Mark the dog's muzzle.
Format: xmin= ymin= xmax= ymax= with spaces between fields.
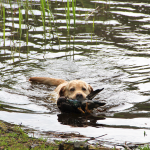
xmin=76 ymin=93 xmax=84 ymax=101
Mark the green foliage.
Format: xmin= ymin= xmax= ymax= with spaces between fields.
xmin=3 ymin=6 xmax=5 ymax=46
xmin=46 ymin=0 xmax=54 ymax=31
xmin=40 ymin=0 xmax=46 ymax=31
xmin=66 ymin=0 xmax=70 ymax=35
xmin=139 ymin=145 xmax=150 ymax=150
xmin=0 ymin=121 xmax=58 ymax=150
xmin=19 ymin=7 xmax=23 ymax=40
xmin=72 ymin=0 xmax=76 ymax=29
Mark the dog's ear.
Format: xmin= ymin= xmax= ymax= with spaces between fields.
xmin=88 ymin=85 xmax=93 ymax=93
xmin=59 ymin=86 xmax=66 ymax=97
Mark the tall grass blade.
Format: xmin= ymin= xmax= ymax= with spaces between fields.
xmin=93 ymin=17 xmax=94 ymax=32
xmin=26 ymin=31 xmax=28 ymax=45
xmin=40 ymin=0 xmax=46 ymax=31
xmin=67 ymin=0 xmax=70 ymax=34
xmin=3 ymin=6 xmax=5 ymax=47
xmin=46 ymin=0 xmax=52 ymax=31
xmin=72 ymin=0 xmax=76 ymax=29
xmin=40 ymin=0 xmax=47 ymax=46
xmin=65 ymin=6 xmax=69 ymax=35
xmin=46 ymin=0 xmax=59 ymax=44
xmin=19 ymin=7 xmax=23 ymax=40
xmin=25 ymin=0 xmax=29 ymax=22
xmin=26 ymin=30 xmax=29 ymax=55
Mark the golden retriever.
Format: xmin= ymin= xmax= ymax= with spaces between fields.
xmin=29 ymin=77 xmax=93 ymax=101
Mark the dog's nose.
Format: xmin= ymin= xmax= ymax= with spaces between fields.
xmin=76 ymin=93 xmax=83 ymax=100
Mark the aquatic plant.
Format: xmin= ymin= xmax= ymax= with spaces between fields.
xmin=46 ymin=0 xmax=54 ymax=31
xmin=65 ymin=0 xmax=76 ymax=35
xmin=72 ymin=0 xmax=76 ymax=29
xmin=40 ymin=0 xmax=46 ymax=32
xmin=66 ymin=0 xmax=70 ymax=35
xmin=139 ymin=145 xmax=150 ymax=150
xmin=40 ymin=0 xmax=57 ymax=43
xmin=19 ymin=7 xmax=23 ymax=40
xmin=3 ymin=6 xmax=5 ymax=47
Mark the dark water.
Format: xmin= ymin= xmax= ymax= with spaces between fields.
xmin=1 ymin=0 xmax=150 ymax=147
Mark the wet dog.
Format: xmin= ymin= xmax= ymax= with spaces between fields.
xmin=29 ymin=77 xmax=93 ymax=101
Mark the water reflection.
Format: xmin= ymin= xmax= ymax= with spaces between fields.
xmin=57 ymin=113 xmax=105 ymax=127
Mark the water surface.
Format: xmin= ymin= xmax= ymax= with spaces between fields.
xmin=0 ymin=0 xmax=150 ymax=147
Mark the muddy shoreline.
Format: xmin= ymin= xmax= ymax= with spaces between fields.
xmin=1 ymin=121 xmax=149 ymax=150
xmin=0 ymin=121 xmax=113 ymax=149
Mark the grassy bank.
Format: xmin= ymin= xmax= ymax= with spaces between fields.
xmin=1 ymin=121 xmax=150 ymax=150
xmin=0 ymin=121 xmax=58 ymax=150
xmin=0 ymin=121 xmax=113 ymax=150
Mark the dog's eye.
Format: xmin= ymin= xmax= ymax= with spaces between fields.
xmin=82 ymin=87 xmax=86 ymax=91
xmin=70 ymin=88 xmax=75 ymax=92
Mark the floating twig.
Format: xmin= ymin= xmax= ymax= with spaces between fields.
xmin=85 ymin=6 xmax=100 ymax=21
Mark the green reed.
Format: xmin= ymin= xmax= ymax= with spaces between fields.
xmin=46 ymin=0 xmax=56 ymax=40
xmin=22 ymin=0 xmax=35 ymax=25
xmin=24 ymin=0 xmax=29 ymax=23
xmin=72 ymin=0 xmax=76 ymax=29
xmin=39 ymin=0 xmax=60 ymax=47
xmin=0 ymin=5 xmax=2 ymax=16
xmin=3 ymin=6 xmax=5 ymax=46
xmin=19 ymin=7 xmax=23 ymax=40
xmin=40 ymin=0 xmax=46 ymax=31
xmin=24 ymin=0 xmax=29 ymax=46
xmin=66 ymin=0 xmax=70 ymax=35
xmin=93 ymin=17 xmax=95 ymax=31
xmin=40 ymin=0 xmax=51 ymax=48
xmin=65 ymin=0 xmax=76 ymax=34
xmin=46 ymin=0 xmax=53 ymax=31
xmin=7 ymin=0 xmax=15 ymax=57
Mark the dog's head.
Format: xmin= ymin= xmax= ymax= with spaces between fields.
xmin=59 ymin=80 xmax=93 ymax=101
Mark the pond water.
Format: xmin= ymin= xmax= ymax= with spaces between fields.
xmin=1 ymin=0 xmax=150 ymax=148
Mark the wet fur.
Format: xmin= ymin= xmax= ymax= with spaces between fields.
xmin=29 ymin=77 xmax=93 ymax=100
